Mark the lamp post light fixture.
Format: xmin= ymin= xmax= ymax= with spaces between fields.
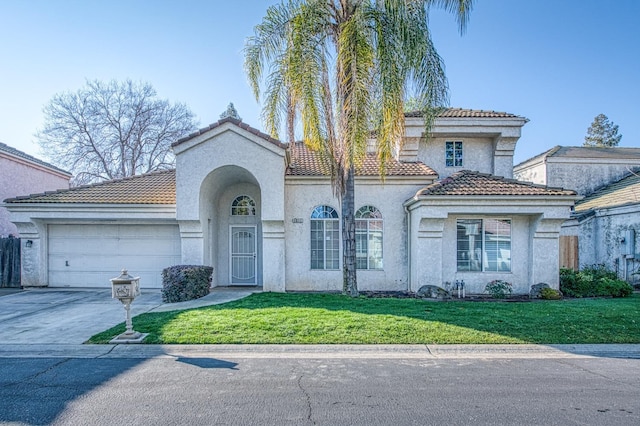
xmin=109 ymin=269 xmax=147 ymax=344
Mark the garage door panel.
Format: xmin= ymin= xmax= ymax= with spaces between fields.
xmin=117 ymin=239 xmax=177 ymax=255
xmin=48 ymin=224 xmax=181 ymax=288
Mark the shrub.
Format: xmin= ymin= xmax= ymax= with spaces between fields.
xmin=484 ymin=280 xmax=512 ymax=299
xmin=540 ymin=287 xmax=562 ymax=300
xmin=596 ymin=277 xmax=633 ymax=298
xmin=162 ymin=265 xmax=213 ymax=303
xmin=560 ymin=264 xmax=633 ymax=298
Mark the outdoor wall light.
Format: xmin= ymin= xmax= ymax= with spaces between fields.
xmin=25 ymin=240 xmax=33 ymax=248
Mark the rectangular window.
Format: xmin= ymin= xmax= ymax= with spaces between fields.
xmin=356 ymin=219 xmax=383 ymax=270
xmin=311 ymin=219 xmax=339 ymax=270
xmin=445 ymin=141 xmax=463 ymax=167
xmin=457 ymin=219 xmax=511 ymax=272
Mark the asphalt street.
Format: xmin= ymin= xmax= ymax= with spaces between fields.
xmin=1 ymin=354 xmax=639 ymax=425
xmin=0 ymin=288 xmax=639 ymax=425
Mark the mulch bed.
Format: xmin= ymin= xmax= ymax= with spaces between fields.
xmin=361 ymin=290 xmax=537 ymax=302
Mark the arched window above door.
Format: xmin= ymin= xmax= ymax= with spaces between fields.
xmin=231 ymin=195 xmax=256 ymax=216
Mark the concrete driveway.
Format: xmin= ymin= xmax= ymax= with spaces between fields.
xmin=0 ymin=287 xmax=254 ymax=344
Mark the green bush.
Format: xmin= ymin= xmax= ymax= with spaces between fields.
xmin=484 ymin=280 xmax=512 ymax=299
xmin=162 ymin=265 xmax=213 ymax=303
xmin=540 ymin=287 xmax=562 ymax=300
xmin=560 ymin=265 xmax=633 ymax=298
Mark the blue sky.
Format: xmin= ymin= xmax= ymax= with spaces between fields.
xmin=1 ymin=0 xmax=638 ymax=166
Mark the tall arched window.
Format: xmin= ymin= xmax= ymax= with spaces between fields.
xmin=310 ymin=205 xmax=339 ymax=270
xmin=355 ymin=205 xmax=383 ymax=270
xmin=231 ymin=195 xmax=256 ymax=216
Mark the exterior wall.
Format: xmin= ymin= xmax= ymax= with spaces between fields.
xmin=284 ymin=177 xmax=432 ymax=292
xmin=546 ymin=162 xmax=638 ymax=196
xmin=563 ymin=204 xmax=640 ymax=282
xmin=403 ymin=115 xmax=525 ymax=179
xmin=173 ymin=124 xmax=286 ymax=291
xmin=513 ymin=161 xmax=546 ymax=185
xmin=440 ymin=215 xmax=531 ymax=294
xmin=418 ymin=137 xmax=495 ymax=179
xmin=406 ymin=198 xmax=574 ymax=294
xmin=0 ymin=155 xmax=70 ymax=237
xmin=515 ymin=157 xmax=640 ymax=196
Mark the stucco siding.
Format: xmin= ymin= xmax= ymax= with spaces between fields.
xmin=175 ymin=128 xmax=285 ymax=222
xmin=0 ymin=156 xmax=70 ymax=236
xmin=546 ymin=162 xmax=637 ymax=196
xmin=513 ymin=162 xmax=546 ymax=185
xmin=441 ymin=215 xmax=531 ymax=294
xmin=568 ymin=205 xmax=640 ymax=282
xmin=418 ymin=137 xmax=496 ymax=179
xmin=284 ymin=179 xmax=427 ymax=292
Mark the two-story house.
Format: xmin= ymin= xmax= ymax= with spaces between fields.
xmin=5 ymin=109 xmax=576 ymax=293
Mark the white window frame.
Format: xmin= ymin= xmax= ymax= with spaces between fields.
xmin=355 ymin=205 xmax=383 ymax=270
xmin=445 ymin=141 xmax=463 ymax=167
xmin=456 ymin=218 xmax=511 ymax=272
xmin=310 ymin=206 xmax=340 ymax=270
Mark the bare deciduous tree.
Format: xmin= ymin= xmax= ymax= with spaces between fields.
xmin=37 ymin=79 xmax=198 ymax=185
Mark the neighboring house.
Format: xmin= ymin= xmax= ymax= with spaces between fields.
xmin=513 ymin=145 xmax=640 ymax=197
xmin=562 ymin=171 xmax=640 ymax=282
xmin=515 ymin=146 xmax=640 ymax=280
xmin=4 ymin=109 xmax=577 ymax=293
xmin=0 ymin=142 xmax=71 ymax=237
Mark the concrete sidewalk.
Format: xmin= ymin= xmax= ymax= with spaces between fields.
xmin=0 ymin=287 xmax=255 ymax=345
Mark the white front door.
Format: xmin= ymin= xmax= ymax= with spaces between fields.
xmin=230 ymin=226 xmax=257 ymax=285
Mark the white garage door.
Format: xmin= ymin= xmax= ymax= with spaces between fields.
xmin=48 ymin=224 xmax=181 ymax=288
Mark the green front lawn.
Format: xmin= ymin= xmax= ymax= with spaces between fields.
xmin=88 ymin=293 xmax=640 ymax=344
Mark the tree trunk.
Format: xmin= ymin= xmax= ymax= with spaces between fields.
xmin=342 ymin=165 xmax=358 ymax=297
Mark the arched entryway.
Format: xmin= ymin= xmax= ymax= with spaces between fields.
xmin=199 ymin=166 xmax=262 ymax=287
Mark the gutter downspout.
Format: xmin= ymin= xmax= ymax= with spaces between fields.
xmin=404 ymin=203 xmax=411 ymax=292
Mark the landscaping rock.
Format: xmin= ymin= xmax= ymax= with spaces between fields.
xmin=529 ymin=283 xmax=550 ymax=299
xmin=417 ymin=285 xmax=451 ymax=300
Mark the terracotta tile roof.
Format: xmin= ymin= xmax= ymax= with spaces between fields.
xmin=172 ymin=117 xmax=288 ymax=149
xmin=4 ymin=169 xmax=176 ymax=204
xmin=0 ymin=141 xmax=71 ymax=176
xmin=515 ymin=145 xmax=640 ymax=169
xmin=575 ymin=171 xmax=640 ymax=213
xmin=416 ymin=170 xmax=576 ymax=197
xmin=286 ymin=143 xmax=437 ymax=177
xmin=405 ymin=108 xmax=525 ymax=119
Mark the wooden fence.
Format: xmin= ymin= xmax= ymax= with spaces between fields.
xmin=0 ymin=237 xmax=20 ymax=288
xmin=559 ymin=235 xmax=579 ymax=271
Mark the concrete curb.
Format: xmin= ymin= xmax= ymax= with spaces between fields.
xmin=1 ymin=344 xmax=639 ymax=359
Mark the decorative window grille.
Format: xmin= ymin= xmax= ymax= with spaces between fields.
xmin=231 ymin=195 xmax=256 ymax=216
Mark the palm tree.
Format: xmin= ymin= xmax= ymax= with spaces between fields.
xmin=245 ymin=0 xmax=473 ymax=296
